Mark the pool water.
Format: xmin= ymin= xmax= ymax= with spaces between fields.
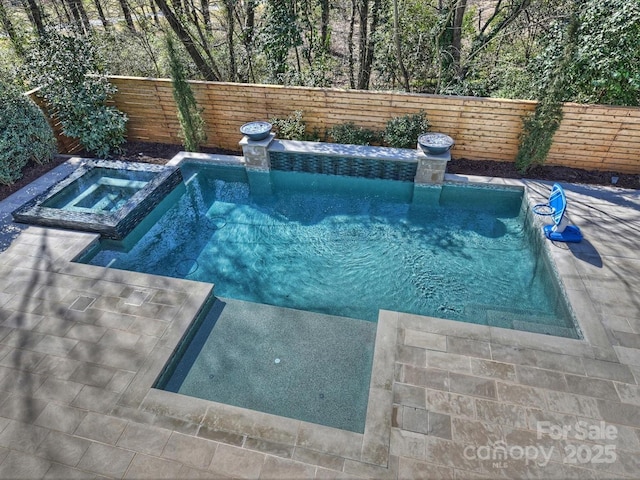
xmin=157 ymin=297 xmax=377 ymax=433
xmin=82 ymin=162 xmax=577 ymax=338
xmin=42 ymin=167 xmax=154 ymax=213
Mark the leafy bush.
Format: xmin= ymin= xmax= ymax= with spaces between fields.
xmin=383 ymin=111 xmax=429 ymax=148
xmin=261 ymin=2 xmax=302 ymax=83
xmin=573 ymin=0 xmax=640 ymax=106
xmin=514 ymin=102 xmax=563 ymax=173
xmin=271 ymin=110 xmax=307 ymax=140
xmin=26 ymin=30 xmax=127 ymax=157
xmin=515 ymin=11 xmax=578 ymax=173
xmin=327 ymin=122 xmax=379 ymax=145
xmin=0 ymin=81 xmax=56 ymax=185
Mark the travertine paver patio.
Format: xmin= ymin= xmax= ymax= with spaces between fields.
xmin=0 ymin=159 xmax=639 ymax=479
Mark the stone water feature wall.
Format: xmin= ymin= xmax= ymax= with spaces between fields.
xmin=240 ymin=135 xmax=450 ymax=186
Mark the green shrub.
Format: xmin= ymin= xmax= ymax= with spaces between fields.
xmin=0 ymin=82 xmax=56 ymax=185
xmin=271 ymin=110 xmax=306 ymax=140
xmin=327 ymin=122 xmax=380 ymax=146
xmin=166 ymin=35 xmax=207 ymax=152
xmin=26 ymin=30 xmax=127 ymax=157
xmin=383 ymin=111 xmax=430 ymax=148
xmin=59 ymin=91 xmax=129 ymax=157
xmin=515 ymin=101 xmax=563 ymax=173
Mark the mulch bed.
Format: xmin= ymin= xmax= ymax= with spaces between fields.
xmin=1 ymin=141 xmax=637 ymax=202
xmin=447 ymin=158 xmax=639 ymax=189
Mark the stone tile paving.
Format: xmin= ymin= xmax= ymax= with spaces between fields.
xmin=0 ymin=160 xmax=638 ymax=478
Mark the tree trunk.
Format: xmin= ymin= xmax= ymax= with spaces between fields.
xmin=357 ymin=0 xmax=382 ymax=90
xmin=241 ymin=0 xmax=257 ymax=82
xmin=348 ymin=0 xmax=356 ymax=88
xmin=392 ymin=0 xmax=410 ymax=91
xmin=0 ymin=1 xmax=24 ymax=56
xmin=319 ymin=0 xmax=330 ymax=51
xmin=22 ymin=0 xmax=46 ymax=37
xmin=244 ymin=0 xmax=256 ymax=45
xmin=186 ymin=0 xmax=199 ymax=28
xmin=201 ymin=0 xmax=211 ymax=33
xmin=223 ymin=0 xmax=236 ymax=81
xmin=76 ymin=0 xmax=91 ymax=32
xmin=63 ymin=0 xmax=82 ymax=31
xmin=298 ymin=0 xmax=314 ymax=65
xmin=92 ymin=0 xmax=109 ymax=29
xmin=65 ymin=0 xmax=91 ymax=34
xmin=451 ymin=0 xmax=467 ymax=75
xmin=117 ymin=0 xmax=136 ymax=32
xmin=50 ymin=0 xmax=71 ymax=26
xmin=154 ymin=0 xmax=219 ymax=80
xmin=149 ymin=0 xmax=159 ymax=25
xmin=356 ymin=0 xmax=368 ymax=89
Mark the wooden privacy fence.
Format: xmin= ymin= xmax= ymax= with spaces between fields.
xmin=57 ymin=76 xmax=640 ymax=174
xmin=26 ymin=88 xmax=81 ymax=155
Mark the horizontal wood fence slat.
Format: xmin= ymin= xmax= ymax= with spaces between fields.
xmin=45 ymin=76 xmax=640 ymax=174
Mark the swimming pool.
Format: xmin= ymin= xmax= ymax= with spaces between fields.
xmin=80 ymin=161 xmax=577 ymax=338
xmin=76 ymin=159 xmax=578 ymax=432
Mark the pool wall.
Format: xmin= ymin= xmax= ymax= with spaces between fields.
xmin=520 ymin=191 xmax=582 ymax=338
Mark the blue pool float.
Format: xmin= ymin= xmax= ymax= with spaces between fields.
xmin=533 ymin=183 xmax=583 ymax=243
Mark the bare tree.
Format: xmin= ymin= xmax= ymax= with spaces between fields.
xmin=154 ymin=0 xmax=221 ymax=80
xmin=436 ymin=0 xmax=532 ymax=89
xmin=356 ymin=0 xmax=383 ymax=89
xmin=392 ymin=0 xmax=410 ymax=91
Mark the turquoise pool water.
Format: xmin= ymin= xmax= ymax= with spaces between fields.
xmin=82 ymin=162 xmax=576 ymax=337
xmin=42 ymin=167 xmax=154 ymax=213
xmin=79 ymin=161 xmax=578 ymax=432
xmin=157 ymin=297 xmax=377 ymax=433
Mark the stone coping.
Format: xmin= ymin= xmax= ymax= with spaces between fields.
xmin=268 ymin=139 xmax=446 ymax=163
xmin=125 ymin=306 xmax=398 ymax=468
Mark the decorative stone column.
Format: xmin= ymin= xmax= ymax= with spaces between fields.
xmin=239 ymin=133 xmax=276 ymax=171
xmin=414 ymin=150 xmax=450 ymax=185
xmin=239 ymin=133 xmax=276 ymax=195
